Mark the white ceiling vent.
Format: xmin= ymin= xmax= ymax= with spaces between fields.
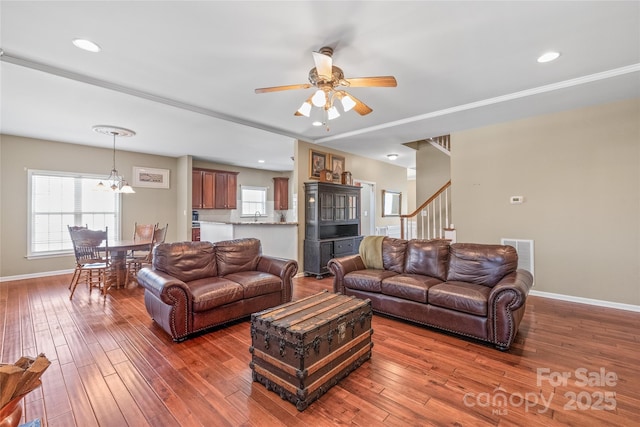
xmin=501 ymin=238 xmax=534 ymax=281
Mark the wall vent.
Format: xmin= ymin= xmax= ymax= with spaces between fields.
xmin=375 ymin=226 xmax=388 ymax=236
xmin=501 ymin=238 xmax=535 ymax=282
xmin=375 ymin=225 xmax=401 ymax=239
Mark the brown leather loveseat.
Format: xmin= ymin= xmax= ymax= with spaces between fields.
xmin=328 ymin=238 xmax=533 ymax=350
xmin=137 ymin=238 xmax=298 ymax=341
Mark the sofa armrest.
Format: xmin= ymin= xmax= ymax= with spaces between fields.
xmin=137 ymin=267 xmax=192 ymax=306
xmin=488 ymin=269 xmax=534 ymax=310
xmin=487 ymin=269 xmax=534 ymax=349
xmin=256 ymin=256 xmax=298 ymax=303
xmin=328 ymin=255 xmax=366 ymax=294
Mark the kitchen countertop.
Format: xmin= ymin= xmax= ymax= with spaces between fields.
xmin=198 ymin=220 xmax=298 ymax=260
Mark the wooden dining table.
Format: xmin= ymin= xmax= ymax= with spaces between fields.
xmin=103 ymin=239 xmax=152 ymax=294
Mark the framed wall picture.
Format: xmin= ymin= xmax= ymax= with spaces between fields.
xmin=309 ymin=150 xmax=328 ymax=179
xmin=132 ymin=166 xmax=170 ymax=189
xmin=382 ymin=190 xmax=402 ymax=216
xmin=330 ymin=155 xmax=345 ymax=182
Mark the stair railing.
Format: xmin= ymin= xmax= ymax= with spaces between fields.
xmin=427 ymin=135 xmax=451 ymax=155
xmin=400 ymin=180 xmax=452 ymax=240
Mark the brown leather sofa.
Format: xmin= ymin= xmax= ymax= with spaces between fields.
xmin=137 ymin=238 xmax=298 ymax=341
xmin=328 ymin=238 xmax=533 ymax=350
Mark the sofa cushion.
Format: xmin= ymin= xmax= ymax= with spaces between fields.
xmin=428 ymin=281 xmax=491 ymax=316
xmin=215 ymin=238 xmax=261 ymax=276
xmin=153 ymin=241 xmax=217 ymax=282
xmin=382 ymin=238 xmax=408 ymax=274
xmin=381 ymin=274 xmax=443 ymax=303
xmin=447 ymin=243 xmax=518 ymax=287
xmin=344 ymin=269 xmax=398 ymax=293
xmin=186 ymin=277 xmax=244 ymax=312
xmin=404 ymin=239 xmax=450 ymax=281
xmin=224 ymin=271 xmax=282 ymax=299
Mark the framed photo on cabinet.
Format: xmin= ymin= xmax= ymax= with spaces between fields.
xmin=309 ymin=150 xmax=328 ymax=179
xmin=330 ymin=155 xmax=345 ymax=182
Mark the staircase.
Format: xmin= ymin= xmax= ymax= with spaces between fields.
xmin=400 ymin=180 xmax=453 ymax=240
xmin=400 ymin=134 xmax=453 ymax=240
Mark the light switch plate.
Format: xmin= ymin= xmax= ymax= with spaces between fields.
xmin=510 ymin=196 xmax=524 ymax=204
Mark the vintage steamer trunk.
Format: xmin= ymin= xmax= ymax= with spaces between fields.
xmin=249 ymin=291 xmax=373 ymax=411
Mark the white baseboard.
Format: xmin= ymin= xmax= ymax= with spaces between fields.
xmin=530 ymin=290 xmax=640 ymax=312
xmin=0 ymin=269 xmax=73 ymax=283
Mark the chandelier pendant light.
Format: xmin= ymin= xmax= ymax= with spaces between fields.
xmin=92 ymin=125 xmax=136 ymax=193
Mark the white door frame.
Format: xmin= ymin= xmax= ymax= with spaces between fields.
xmin=354 ymin=179 xmax=376 ymax=236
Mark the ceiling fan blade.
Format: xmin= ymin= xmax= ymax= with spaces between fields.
xmin=345 ymin=93 xmax=373 ymax=115
xmin=344 ymin=76 xmax=397 ymax=88
xmin=255 ymin=83 xmax=312 ymax=94
xmin=312 ymin=51 xmax=333 ymax=80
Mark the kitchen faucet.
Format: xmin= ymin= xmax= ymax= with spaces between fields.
xmin=254 ymin=211 xmax=261 ymax=222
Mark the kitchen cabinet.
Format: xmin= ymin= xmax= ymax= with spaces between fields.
xmin=192 ymin=169 xmax=215 ymax=209
xmin=192 ymin=227 xmax=200 ymax=241
xmin=214 ymin=171 xmax=237 ymax=209
xmin=192 ymin=168 xmax=238 ymax=209
xmin=273 ymin=177 xmax=289 ymax=211
xmin=192 ymin=170 xmax=203 ymax=208
xmin=303 ymin=181 xmax=362 ymax=278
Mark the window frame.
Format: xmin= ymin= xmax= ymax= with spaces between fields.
xmin=240 ymin=185 xmax=267 ymax=218
xmin=27 ymin=169 xmax=122 ymax=259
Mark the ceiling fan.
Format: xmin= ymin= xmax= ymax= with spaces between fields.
xmin=255 ymin=47 xmax=397 ymax=127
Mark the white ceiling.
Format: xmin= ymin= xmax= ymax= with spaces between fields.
xmin=2 ymin=1 xmax=639 ymax=172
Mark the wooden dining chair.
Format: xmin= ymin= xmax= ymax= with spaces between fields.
xmin=68 ymin=226 xmax=109 ymax=300
xmin=126 ymin=222 xmax=156 ymax=259
xmin=67 ymin=224 xmax=88 ymax=289
xmin=132 ymin=222 xmax=156 ymax=242
xmin=126 ymin=223 xmax=164 ymax=282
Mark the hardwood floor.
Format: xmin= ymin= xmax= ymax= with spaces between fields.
xmin=1 ymin=274 xmax=639 ymax=426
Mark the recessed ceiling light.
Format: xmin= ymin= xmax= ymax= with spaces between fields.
xmin=73 ymin=38 xmax=101 ymax=53
xmin=537 ymin=51 xmax=560 ymax=63
xmin=311 ymin=121 xmax=323 ymax=127
xmin=387 ymin=154 xmax=399 ymax=160
xmin=258 ymin=159 xmax=265 ymax=163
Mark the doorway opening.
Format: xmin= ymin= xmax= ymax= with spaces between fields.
xmin=354 ymin=180 xmax=375 ymax=236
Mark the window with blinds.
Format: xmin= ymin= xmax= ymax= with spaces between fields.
xmin=28 ymin=170 xmax=121 ymax=258
xmin=241 ymin=185 xmax=267 ymax=217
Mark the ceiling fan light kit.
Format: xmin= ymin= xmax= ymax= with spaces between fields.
xmin=297 ymin=101 xmax=312 ymax=117
xmin=327 ymin=106 xmax=340 ymax=120
xmin=311 ymin=89 xmax=327 ymax=107
xmin=255 ymin=46 xmax=397 ymax=130
xmin=337 ymin=92 xmax=357 ymax=112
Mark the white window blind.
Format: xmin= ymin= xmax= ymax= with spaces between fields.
xmin=241 ymin=186 xmax=267 ymax=216
xmin=28 ymin=170 xmax=121 ymax=258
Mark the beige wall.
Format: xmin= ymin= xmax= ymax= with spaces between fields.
xmin=415 ymin=140 xmax=451 ymax=207
xmin=406 ymin=178 xmax=416 ymax=214
xmin=452 ymin=98 xmax=640 ymax=305
xmin=0 ymin=135 xmax=178 ymax=278
xmin=294 ymin=140 xmax=410 ymax=270
xmin=176 ymin=155 xmax=193 ymax=241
